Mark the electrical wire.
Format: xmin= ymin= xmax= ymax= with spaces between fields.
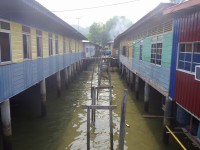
xmin=52 ymin=0 xmax=140 ymax=12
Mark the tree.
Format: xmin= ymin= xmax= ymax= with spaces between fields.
xmin=88 ymin=16 xmax=132 ymax=47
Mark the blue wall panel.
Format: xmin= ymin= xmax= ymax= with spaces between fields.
xmin=0 ymin=65 xmax=13 ymax=101
xmin=0 ymin=52 xmax=83 ymax=103
xmin=12 ymin=63 xmax=25 ymax=95
xmin=132 ymin=58 xmax=170 ymax=91
xmin=169 ymin=19 xmax=179 ymax=99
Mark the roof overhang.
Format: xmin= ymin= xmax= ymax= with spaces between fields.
xmin=0 ymin=0 xmax=87 ymax=40
xmin=164 ymin=0 xmax=200 ymax=15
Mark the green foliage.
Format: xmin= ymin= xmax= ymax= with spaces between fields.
xmin=87 ymin=16 xmax=132 ymax=47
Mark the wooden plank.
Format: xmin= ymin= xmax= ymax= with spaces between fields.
xmin=181 ymin=128 xmax=200 ymax=149
xmin=82 ymin=105 xmax=117 ymax=110
xmin=95 ymin=86 xmax=113 ymax=90
xmin=143 ymin=115 xmax=164 ymax=119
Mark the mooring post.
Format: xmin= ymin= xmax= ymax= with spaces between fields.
xmin=40 ymin=79 xmax=47 ymax=117
xmin=135 ymin=75 xmax=139 ymax=99
xmin=144 ymin=82 xmax=150 ymax=112
xmin=56 ymin=71 xmax=61 ymax=97
xmin=1 ymin=99 xmax=12 ymax=150
xmin=87 ymin=108 xmax=90 ymax=150
xmin=118 ymin=89 xmax=128 ymax=150
xmin=64 ymin=67 xmax=68 ymax=88
xmin=163 ymin=96 xmax=172 ymax=145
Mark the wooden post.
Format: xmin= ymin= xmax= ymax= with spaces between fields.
xmin=68 ymin=66 xmax=71 ymax=84
xmin=91 ymin=87 xmax=96 ymax=123
xmin=56 ymin=71 xmax=61 ymax=97
xmin=130 ymin=72 xmax=133 ymax=89
xmin=1 ymin=100 xmax=12 ymax=150
xmin=83 ymin=105 xmax=117 ymax=150
xmin=109 ymin=109 xmax=113 ymax=150
xmin=87 ymin=108 xmax=90 ymax=150
xmin=118 ymin=89 xmax=128 ymax=150
xmin=135 ymin=75 xmax=139 ymax=100
xmin=40 ymin=79 xmax=47 ymax=117
xmin=64 ymin=67 xmax=68 ymax=88
xmin=144 ymin=82 xmax=150 ymax=112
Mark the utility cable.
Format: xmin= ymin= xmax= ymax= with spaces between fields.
xmin=52 ymin=0 xmax=140 ymax=12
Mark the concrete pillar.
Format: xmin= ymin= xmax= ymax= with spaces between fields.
xmin=40 ymin=79 xmax=47 ymax=117
xmin=144 ymin=82 xmax=150 ymax=112
xmin=197 ymin=123 xmax=200 ymax=140
xmin=1 ymin=100 xmax=12 ymax=150
xmin=163 ymin=97 xmax=172 ymax=145
xmin=56 ymin=71 xmax=61 ymax=97
xmin=135 ymin=75 xmax=139 ymax=99
xmin=164 ymin=97 xmax=172 ymax=126
xmin=64 ymin=68 xmax=68 ymax=88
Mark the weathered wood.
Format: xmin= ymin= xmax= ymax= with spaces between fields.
xmin=143 ymin=115 xmax=163 ymax=119
xmin=118 ymin=89 xmax=128 ymax=150
xmin=95 ymin=86 xmax=113 ymax=90
xmin=87 ymin=108 xmax=90 ymax=150
xmin=182 ymin=128 xmax=200 ymax=149
xmin=109 ymin=109 xmax=113 ymax=150
xmin=82 ymin=105 xmax=117 ymax=110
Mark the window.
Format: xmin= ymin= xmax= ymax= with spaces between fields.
xmin=151 ymin=35 xmax=163 ymax=65
xmin=139 ymin=40 xmax=143 ymax=60
xmin=48 ymin=33 xmax=53 ymax=56
xmin=151 ymin=43 xmax=162 ymax=65
xmin=178 ymin=42 xmax=200 ymax=72
xmin=0 ymin=21 xmax=11 ymax=63
xmin=63 ymin=38 xmax=66 ymax=53
xmin=36 ymin=30 xmax=42 ymax=57
xmin=122 ymin=46 xmax=128 ymax=57
xmin=22 ymin=25 xmax=31 ymax=59
xmin=55 ymin=35 xmax=59 ymax=54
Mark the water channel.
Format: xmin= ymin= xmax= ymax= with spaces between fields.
xmin=9 ymin=63 xmax=180 ymax=150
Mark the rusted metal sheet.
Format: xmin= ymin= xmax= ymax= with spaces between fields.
xmin=175 ymin=71 xmax=200 ymax=118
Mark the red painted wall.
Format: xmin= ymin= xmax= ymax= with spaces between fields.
xmin=179 ymin=11 xmax=200 ymax=42
xmin=175 ymin=71 xmax=200 ymax=118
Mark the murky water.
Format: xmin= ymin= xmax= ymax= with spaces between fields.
xmin=10 ymin=64 xmax=180 ymax=150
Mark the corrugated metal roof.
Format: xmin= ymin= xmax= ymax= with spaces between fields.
xmin=164 ymin=0 xmax=200 ymax=15
xmin=114 ymin=3 xmax=174 ymax=43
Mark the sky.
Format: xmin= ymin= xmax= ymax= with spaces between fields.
xmin=36 ymin=0 xmax=170 ymax=28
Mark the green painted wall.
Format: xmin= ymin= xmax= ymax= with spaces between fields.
xmin=132 ymin=31 xmax=173 ymax=68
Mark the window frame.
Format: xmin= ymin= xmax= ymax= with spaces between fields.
xmin=48 ymin=33 xmax=53 ymax=56
xmin=177 ymin=42 xmax=200 ymax=74
xmin=139 ymin=40 xmax=143 ymax=61
xmin=150 ymin=35 xmax=163 ymax=66
xmin=36 ymin=30 xmax=43 ymax=58
xmin=55 ymin=34 xmax=59 ymax=54
xmin=0 ymin=20 xmax=12 ymax=64
xmin=22 ymin=25 xmax=32 ymax=60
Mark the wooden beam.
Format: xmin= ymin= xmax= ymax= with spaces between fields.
xmin=82 ymin=105 xmax=117 ymax=110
